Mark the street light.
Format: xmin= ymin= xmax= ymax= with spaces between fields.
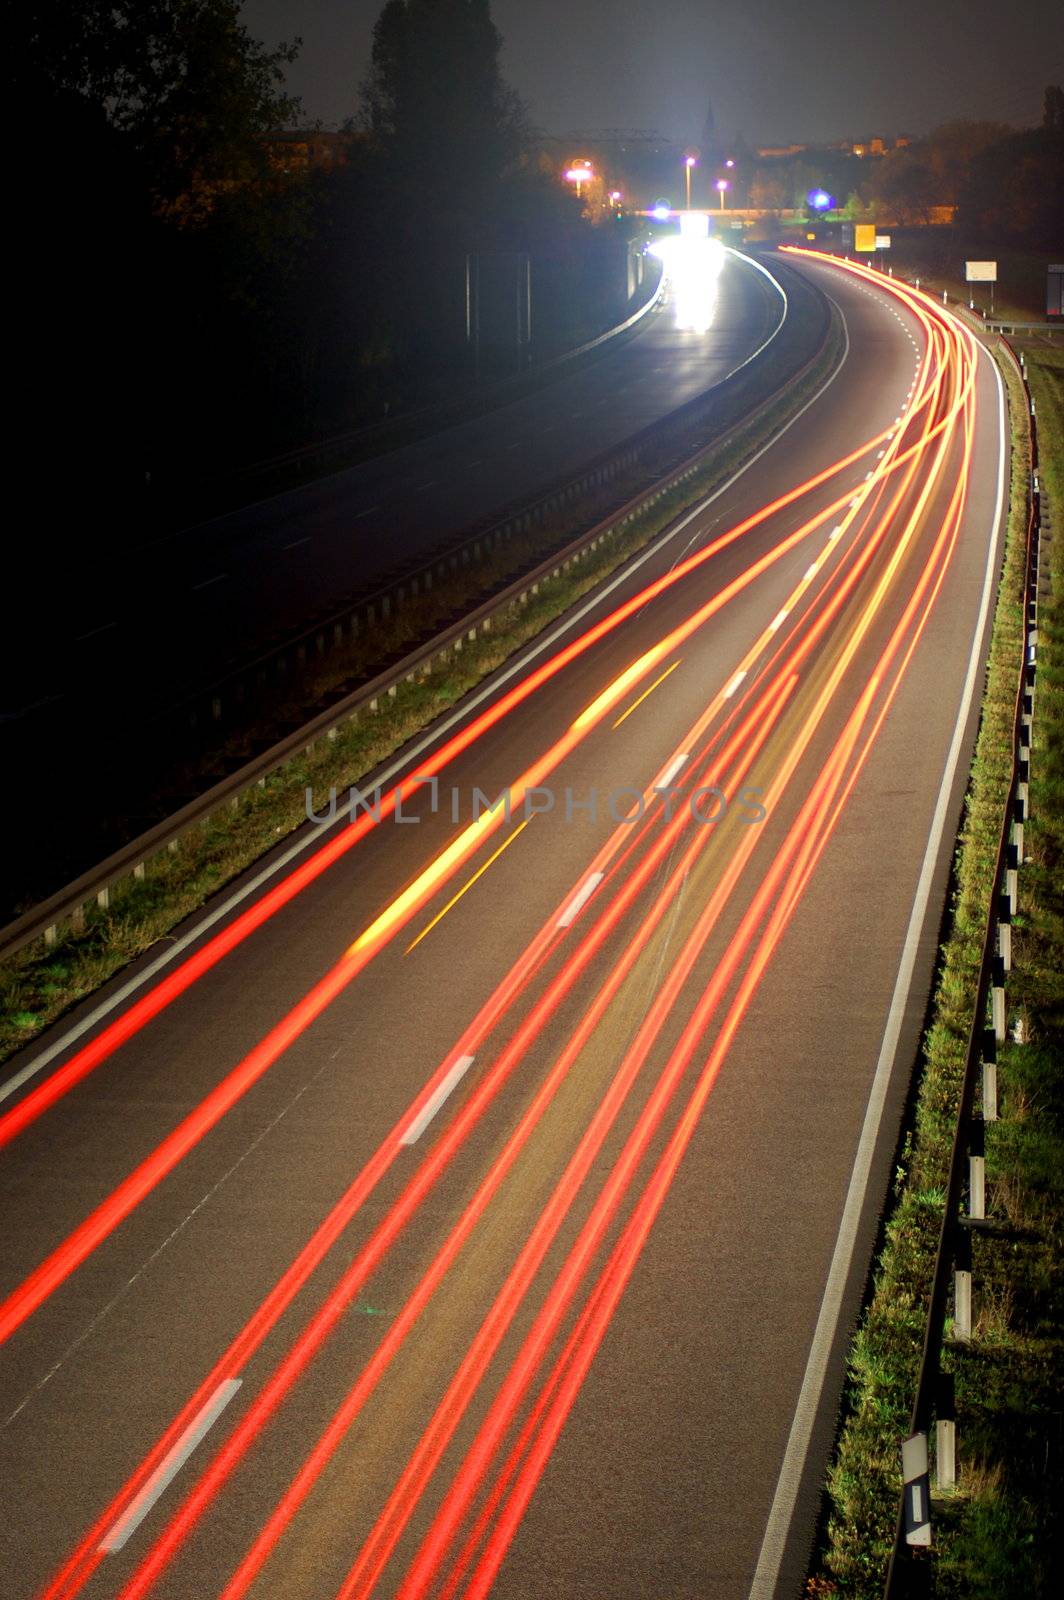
xmin=684 ymin=155 xmax=697 ymax=210
xmin=564 ymin=160 xmax=593 ymax=198
xmin=716 ymin=178 xmax=729 ymax=211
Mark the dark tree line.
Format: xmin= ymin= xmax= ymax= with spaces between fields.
xmin=18 ymin=0 xmax=631 ymax=568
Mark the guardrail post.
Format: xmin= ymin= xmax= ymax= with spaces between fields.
xmin=982 ymin=1028 xmax=998 ymax=1122
xmin=935 ymin=1372 xmax=956 ymax=1490
xmin=1013 ymin=796 xmax=1025 ymax=863
xmin=991 ymin=953 xmax=1007 ymax=1043
xmin=953 ymin=1226 xmax=972 ymax=1342
xmin=968 ymin=1117 xmax=986 ymax=1221
xmin=1005 ymin=841 xmax=1019 ymax=917
xmin=902 ymin=1432 xmax=932 ymax=1546
xmin=997 ymin=892 xmax=1012 ymax=973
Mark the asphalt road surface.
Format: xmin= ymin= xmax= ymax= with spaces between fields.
xmin=0 ymin=250 xmax=1006 ymax=1600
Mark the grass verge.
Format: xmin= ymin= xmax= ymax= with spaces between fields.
xmin=809 ymin=338 xmax=1064 ymax=1593
xmin=0 ymin=303 xmax=843 ymax=1066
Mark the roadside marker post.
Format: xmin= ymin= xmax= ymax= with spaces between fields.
xmin=953 ymin=1226 xmax=972 ymax=1342
xmin=982 ymin=1028 xmax=998 ymax=1122
xmin=935 ymin=1372 xmax=956 ymax=1491
xmin=968 ymin=1118 xmax=986 ymax=1221
xmin=991 ymin=954 xmax=1007 ymax=1042
xmin=997 ymin=892 xmax=1012 ymax=972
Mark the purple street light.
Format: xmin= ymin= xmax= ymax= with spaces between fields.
xmin=715 ymin=177 xmax=730 ymax=211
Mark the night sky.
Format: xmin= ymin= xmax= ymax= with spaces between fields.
xmin=243 ymin=0 xmax=1063 ymax=144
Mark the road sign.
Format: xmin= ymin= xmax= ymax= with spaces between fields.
xmin=874 ymin=234 xmax=891 ymax=249
xmin=854 ymin=224 xmax=877 ymax=252
xmin=965 ymin=260 xmax=997 ymax=281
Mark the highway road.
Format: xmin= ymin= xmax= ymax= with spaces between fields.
xmin=0 ymin=250 xmax=1006 ymax=1600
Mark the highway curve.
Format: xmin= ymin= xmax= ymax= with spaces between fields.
xmin=0 ymin=250 xmax=1007 ymax=1600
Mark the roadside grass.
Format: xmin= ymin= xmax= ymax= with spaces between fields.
xmin=810 ymin=343 xmax=1064 ymax=1593
xmin=0 ymin=308 xmax=843 ymax=1066
xmin=882 ymin=235 xmax=1052 ymax=323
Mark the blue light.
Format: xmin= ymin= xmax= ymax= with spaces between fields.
xmin=808 ymin=189 xmax=833 ymax=211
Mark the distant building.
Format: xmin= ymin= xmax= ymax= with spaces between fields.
xmin=756 ymin=143 xmax=808 ymax=159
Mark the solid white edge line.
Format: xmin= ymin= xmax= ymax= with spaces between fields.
xmin=557 ymin=872 xmax=605 ymax=929
xmin=723 ymin=670 xmax=747 ymax=699
xmin=398 ymin=1054 xmax=476 ymax=1146
xmin=747 ymin=339 xmax=1008 ymax=1599
xmin=1 ymin=260 xmax=852 ymax=1111
xmin=98 ymin=1377 xmax=243 ymax=1553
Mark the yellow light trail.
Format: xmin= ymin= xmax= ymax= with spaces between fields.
xmin=612 ymin=660 xmax=682 ymax=729
xmin=405 ymin=821 xmax=532 ymax=955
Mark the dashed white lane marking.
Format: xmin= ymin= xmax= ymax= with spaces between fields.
xmin=354 ymin=505 xmax=381 ymax=519
xmin=191 ymin=573 xmax=227 ymax=591
xmin=99 ymin=1379 xmax=243 ymax=1552
xmin=802 ymin=563 xmax=819 ymax=581
xmin=75 ymin=621 xmax=118 ymax=643
xmin=768 ymin=608 xmax=790 ymax=632
xmin=557 ymin=871 xmax=605 ymax=928
xmin=829 ymin=525 xmax=843 ymax=541
xmin=399 ymin=1055 xmax=476 ymax=1145
xmin=412 ymin=480 xmax=438 ymax=492
xmin=282 ymin=537 xmax=311 ymax=551
xmin=723 ymin=669 xmax=747 ymax=698
xmin=656 ymin=753 xmax=689 ymax=789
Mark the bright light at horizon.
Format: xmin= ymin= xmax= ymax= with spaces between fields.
xmin=648 ymin=233 xmax=725 ymax=333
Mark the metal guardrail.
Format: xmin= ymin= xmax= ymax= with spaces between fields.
xmin=884 ymin=330 xmax=1042 ymax=1584
xmin=982 ymin=320 xmax=1061 ymax=335
xmin=0 ymin=259 xmax=832 ymax=965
